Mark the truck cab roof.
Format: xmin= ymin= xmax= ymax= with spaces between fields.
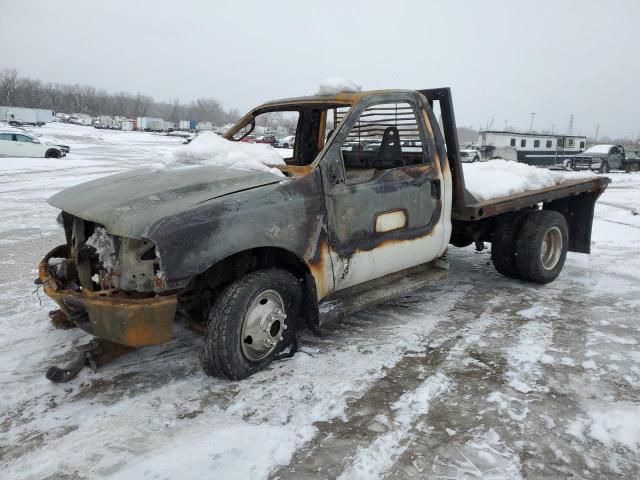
xmin=253 ymin=89 xmax=420 ymax=111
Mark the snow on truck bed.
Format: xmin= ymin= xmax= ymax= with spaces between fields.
xmin=462 ymin=159 xmax=596 ymax=202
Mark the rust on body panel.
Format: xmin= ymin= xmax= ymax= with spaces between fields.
xmin=39 ymin=249 xmax=177 ymax=347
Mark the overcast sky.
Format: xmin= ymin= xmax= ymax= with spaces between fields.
xmin=1 ymin=0 xmax=639 ymax=138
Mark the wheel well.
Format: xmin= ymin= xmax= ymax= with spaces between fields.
xmin=179 ymin=247 xmax=319 ymax=325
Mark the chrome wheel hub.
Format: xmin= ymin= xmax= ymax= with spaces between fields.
xmin=541 ymin=226 xmax=562 ymax=270
xmin=241 ymin=289 xmax=286 ymax=362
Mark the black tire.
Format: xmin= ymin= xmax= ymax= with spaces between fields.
xmin=491 ymin=211 xmax=529 ymax=279
xmin=473 ymin=156 xmax=479 ymax=162
xmin=515 ymin=210 xmax=568 ymax=284
xmin=45 ymin=149 xmax=61 ymax=158
xmin=599 ymin=160 xmax=610 ymax=174
xmin=450 ymin=233 xmax=473 ymax=248
xmin=201 ymin=269 xmax=302 ymax=380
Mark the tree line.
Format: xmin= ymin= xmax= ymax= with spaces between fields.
xmin=0 ymin=68 xmax=241 ymax=125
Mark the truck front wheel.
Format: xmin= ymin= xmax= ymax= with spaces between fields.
xmin=201 ymin=269 xmax=302 ymax=380
xmin=598 ymin=160 xmax=610 ymax=174
xmin=515 ymin=211 xmax=568 ymax=284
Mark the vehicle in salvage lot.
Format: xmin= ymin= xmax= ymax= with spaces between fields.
xmin=460 ymin=147 xmax=481 ymax=162
xmin=569 ymin=144 xmax=640 ymax=173
xmin=253 ymin=134 xmax=277 ymax=145
xmin=37 ymin=87 xmax=609 ymax=382
xmin=277 ymin=135 xmax=295 ymax=148
xmin=0 ymin=126 xmax=68 ymax=158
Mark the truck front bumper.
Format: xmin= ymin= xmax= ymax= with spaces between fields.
xmin=39 ymin=246 xmax=177 ymax=347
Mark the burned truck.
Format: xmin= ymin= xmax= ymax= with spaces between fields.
xmin=38 ymin=88 xmax=609 ymax=381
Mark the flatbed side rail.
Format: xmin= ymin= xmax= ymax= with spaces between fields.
xmin=451 ymin=177 xmax=610 ymax=222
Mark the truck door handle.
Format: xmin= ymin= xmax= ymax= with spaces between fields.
xmin=431 ymin=179 xmax=441 ymax=200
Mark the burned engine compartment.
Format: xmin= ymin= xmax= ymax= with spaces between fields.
xmin=55 ymin=212 xmax=166 ymax=294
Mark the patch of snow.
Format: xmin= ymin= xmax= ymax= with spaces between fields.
xmin=462 ymin=159 xmax=596 ymax=201
xmin=434 ymin=429 xmax=524 ymax=480
xmin=168 ymin=131 xmax=285 ymax=177
xmin=47 ymin=257 xmax=67 ymax=276
xmin=85 ymin=227 xmax=116 ymax=272
xmin=504 ymin=321 xmax=553 ymax=393
xmin=585 ymin=403 xmax=640 ymax=451
xmin=317 ymin=78 xmax=362 ymax=95
xmin=517 ymin=305 xmax=559 ymax=319
xmin=549 ymin=442 xmax=572 ymax=464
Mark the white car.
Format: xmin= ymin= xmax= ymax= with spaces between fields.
xmin=0 ymin=127 xmax=66 ymax=158
xmin=460 ymin=148 xmax=481 ymax=163
xmin=278 ymin=135 xmax=295 ymax=148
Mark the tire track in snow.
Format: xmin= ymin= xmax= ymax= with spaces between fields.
xmin=274 ymin=265 xmax=510 ymax=480
xmin=337 ymin=373 xmax=451 ymax=480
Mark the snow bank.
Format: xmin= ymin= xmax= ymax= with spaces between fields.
xmin=462 ymin=160 xmax=596 ymax=201
xmin=317 ymin=78 xmax=362 ymax=95
xmin=168 ymin=131 xmax=285 ymax=177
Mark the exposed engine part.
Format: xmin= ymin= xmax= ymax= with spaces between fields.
xmin=45 ymin=337 xmax=136 ymax=383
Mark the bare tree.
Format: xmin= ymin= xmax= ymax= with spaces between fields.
xmin=0 ymin=68 xmax=243 ymax=126
xmin=0 ymin=68 xmax=19 ymax=105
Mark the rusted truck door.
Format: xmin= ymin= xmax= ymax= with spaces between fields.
xmin=320 ymin=92 xmax=447 ymax=291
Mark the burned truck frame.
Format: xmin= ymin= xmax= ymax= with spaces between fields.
xmin=38 ymin=88 xmax=609 ymax=381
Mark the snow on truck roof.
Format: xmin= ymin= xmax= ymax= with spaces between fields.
xmin=583 ymin=144 xmax=615 ymax=153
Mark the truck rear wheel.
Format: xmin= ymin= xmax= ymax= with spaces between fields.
xmin=491 ymin=212 xmax=529 ymax=279
xmin=201 ymin=269 xmax=302 ymax=380
xmin=515 ymin=211 xmax=568 ymax=284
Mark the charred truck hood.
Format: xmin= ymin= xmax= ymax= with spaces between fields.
xmin=47 ymin=165 xmax=283 ymax=239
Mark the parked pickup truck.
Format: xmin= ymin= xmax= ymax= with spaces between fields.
xmin=37 ymin=88 xmax=609 ymax=382
xmin=570 ymin=144 xmax=640 ymax=173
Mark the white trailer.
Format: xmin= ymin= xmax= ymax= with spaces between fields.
xmin=197 ymin=121 xmax=213 ymax=131
xmin=479 ymin=130 xmax=587 ymax=166
xmin=121 ymin=120 xmax=134 ymax=131
xmin=137 ymin=117 xmax=166 ymax=132
xmin=0 ymin=106 xmax=54 ymax=126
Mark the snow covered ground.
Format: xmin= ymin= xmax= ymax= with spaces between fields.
xmin=1 ymin=123 xmax=639 ymax=479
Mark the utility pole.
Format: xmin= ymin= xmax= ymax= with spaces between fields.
xmin=530 ymin=112 xmax=536 ymax=132
xmin=594 ymin=122 xmax=600 ymax=143
xmin=567 ymin=114 xmax=574 ymax=135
